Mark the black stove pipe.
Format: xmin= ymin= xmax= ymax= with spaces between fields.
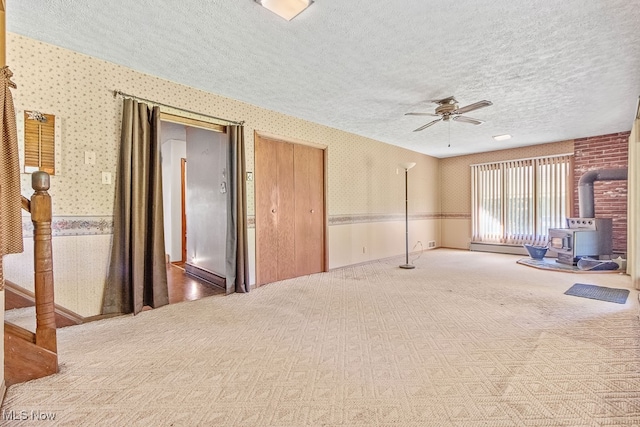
xmin=578 ymin=168 xmax=628 ymax=218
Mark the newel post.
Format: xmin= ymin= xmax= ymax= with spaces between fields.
xmin=31 ymin=171 xmax=57 ymax=353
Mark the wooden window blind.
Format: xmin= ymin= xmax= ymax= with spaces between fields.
xmin=24 ymin=111 xmax=56 ymax=175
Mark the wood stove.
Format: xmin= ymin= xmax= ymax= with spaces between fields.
xmin=548 ymin=218 xmax=612 ymax=265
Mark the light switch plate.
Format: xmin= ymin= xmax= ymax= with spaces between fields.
xmin=101 ymin=172 xmax=111 ymax=185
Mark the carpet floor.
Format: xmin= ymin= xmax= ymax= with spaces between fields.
xmin=2 ymin=249 xmax=640 ymax=426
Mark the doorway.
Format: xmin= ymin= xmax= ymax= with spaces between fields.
xmin=160 ymin=119 xmax=228 ymax=288
xmin=254 ymin=134 xmax=327 ymax=286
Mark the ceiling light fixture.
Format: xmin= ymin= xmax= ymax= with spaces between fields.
xmin=255 ymin=0 xmax=314 ymax=21
xmin=493 ymin=134 xmax=512 ymax=141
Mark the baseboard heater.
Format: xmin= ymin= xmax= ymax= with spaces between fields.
xmin=469 ymin=242 xmax=555 ymax=258
xmin=184 ymin=263 xmax=226 ymax=290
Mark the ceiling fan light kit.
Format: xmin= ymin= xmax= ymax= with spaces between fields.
xmin=255 ymin=0 xmax=313 ymax=21
xmin=405 ymin=96 xmax=493 ymax=132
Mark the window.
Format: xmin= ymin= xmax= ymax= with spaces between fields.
xmin=471 ymin=154 xmax=572 ymax=246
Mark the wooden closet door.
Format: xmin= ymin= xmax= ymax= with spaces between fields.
xmin=294 ymin=144 xmax=325 ymax=276
xmin=255 ymin=136 xmax=278 ymax=284
xmin=275 ymin=141 xmax=296 ymax=281
xmin=255 ymin=136 xmax=296 ymax=285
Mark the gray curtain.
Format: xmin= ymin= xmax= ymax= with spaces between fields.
xmin=103 ymin=99 xmax=169 ymax=314
xmin=225 ymin=125 xmax=249 ymax=293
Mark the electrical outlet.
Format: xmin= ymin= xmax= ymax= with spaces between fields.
xmin=362 ymin=246 xmax=367 ymax=254
xmin=428 ymin=240 xmax=436 ymax=248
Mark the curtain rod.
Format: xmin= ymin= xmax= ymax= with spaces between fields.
xmin=113 ymin=90 xmax=244 ymax=126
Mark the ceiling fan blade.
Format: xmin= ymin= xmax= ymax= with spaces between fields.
xmin=454 ymin=100 xmax=493 ymax=114
xmin=413 ymin=118 xmax=442 ymax=132
xmin=405 ymin=112 xmax=440 ymax=117
xmin=452 ymin=115 xmax=484 ymax=125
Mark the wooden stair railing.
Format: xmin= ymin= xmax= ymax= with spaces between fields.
xmin=4 ymin=171 xmax=58 ymax=386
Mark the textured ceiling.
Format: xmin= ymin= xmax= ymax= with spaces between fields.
xmin=7 ymin=0 xmax=640 ymax=158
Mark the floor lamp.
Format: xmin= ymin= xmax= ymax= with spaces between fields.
xmin=399 ymin=162 xmax=416 ymax=269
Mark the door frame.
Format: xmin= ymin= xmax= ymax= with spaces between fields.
xmin=180 ymin=157 xmax=187 ymax=263
xmin=253 ymin=131 xmax=329 ymax=286
xmin=159 ymin=114 xmax=226 ymax=267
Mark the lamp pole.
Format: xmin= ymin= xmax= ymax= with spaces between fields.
xmin=399 ymin=162 xmax=416 ymax=269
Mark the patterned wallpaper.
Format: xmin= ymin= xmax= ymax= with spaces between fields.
xmin=7 ymin=33 xmax=440 ymax=220
xmin=440 ymin=140 xmax=575 ymax=215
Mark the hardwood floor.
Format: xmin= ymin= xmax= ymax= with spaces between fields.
xmin=166 ymin=263 xmax=225 ymax=304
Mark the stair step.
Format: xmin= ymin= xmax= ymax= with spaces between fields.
xmin=4 ymin=307 xmax=36 ymax=333
xmin=5 ymin=281 xmax=82 ymax=327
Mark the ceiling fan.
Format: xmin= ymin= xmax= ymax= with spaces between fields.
xmin=405 ymin=96 xmax=493 ymax=132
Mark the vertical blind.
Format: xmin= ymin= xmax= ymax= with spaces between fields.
xmin=471 ymin=154 xmax=572 ymax=246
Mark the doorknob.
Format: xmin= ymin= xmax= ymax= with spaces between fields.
xmin=272 ymin=209 xmax=276 ymax=213
xmin=310 ymin=209 xmax=314 ymax=213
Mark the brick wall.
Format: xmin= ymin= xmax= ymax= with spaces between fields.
xmin=573 ymin=132 xmax=629 ymax=253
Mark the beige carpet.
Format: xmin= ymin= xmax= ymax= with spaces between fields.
xmin=3 ymin=249 xmax=640 ymax=426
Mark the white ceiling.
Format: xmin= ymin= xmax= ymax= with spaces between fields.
xmin=7 ymin=0 xmax=640 ymax=158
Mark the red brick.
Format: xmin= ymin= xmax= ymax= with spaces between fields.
xmin=573 ymin=131 xmax=629 ymax=252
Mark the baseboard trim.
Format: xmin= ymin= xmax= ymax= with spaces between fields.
xmin=81 ymin=312 xmax=126 ymax=323
xmin=328 ymin=247 xmax=441 ymax=271
xmin=185 ymin=264 xmax=226 ymax=290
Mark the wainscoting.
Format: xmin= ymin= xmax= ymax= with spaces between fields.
xmin=4 ymin=216 xmax=113 ymax=317
xmin=5 ymin=213 xmax=442 ymax=316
